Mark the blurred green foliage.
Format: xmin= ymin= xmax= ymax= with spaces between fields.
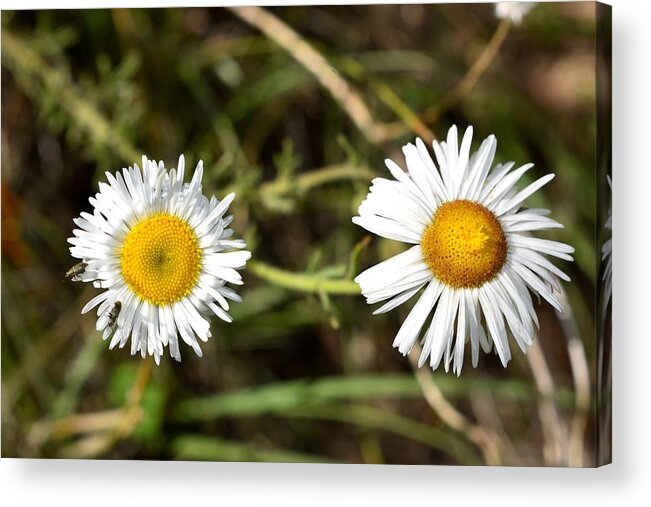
xmin=108 ymin=364 xmax=166 ymax=448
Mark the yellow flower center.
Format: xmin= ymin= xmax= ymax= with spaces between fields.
xmin=120 ymin=214 xmax=201 ymax=305
xmin=421 ymin=200 xmax=507 ymax=288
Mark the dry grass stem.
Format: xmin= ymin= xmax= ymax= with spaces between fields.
xmin=421 ymin=18 xmax=511 ymax=125
xmin=228 ymin=6 xmax=392 ymax=144
xmin=556 ymin=288 xmax=591 ymax=467
xmin=526 ymin=338 xmax=567 ymax=466
xmin=30 ymin=358 xmax=153 ymax=458
xmin=469 ymin=391 xmax=520 ymax=465
xmin=408 ymin=344 xmax=503 ymax=465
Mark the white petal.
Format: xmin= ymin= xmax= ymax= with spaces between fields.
xmin=392 ymin=280 xmax=443 ymax=355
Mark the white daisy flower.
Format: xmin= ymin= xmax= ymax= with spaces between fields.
xmin=68 ymin=155 xmax=251 ymax=364
xmin=601 ymin=176 xmax=612 ymax=315
xmin=495 ymin=2 xmax=534 ymax=25
xmin=353 ymin=126 xmax=574 ymax=375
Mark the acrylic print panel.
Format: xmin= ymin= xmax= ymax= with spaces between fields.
xmin=1 ymin=2 xmax=611 ymax=466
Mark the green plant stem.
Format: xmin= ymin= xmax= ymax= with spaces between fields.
xmin=247 ymin=259 xmax=361 ymax=295
xmin=258 ymin=164 xmax=375 ymax=199
xmin=174 ymin=373 xmax=576 ymax=422
xmin=171 ymin=434 xmax=332 ymax=463
xmin=285 ymin=404 xmax=480 ymax=464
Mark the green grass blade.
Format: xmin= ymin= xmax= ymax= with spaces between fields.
xmin=171 ymin=435 xmax=331 ymax=463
